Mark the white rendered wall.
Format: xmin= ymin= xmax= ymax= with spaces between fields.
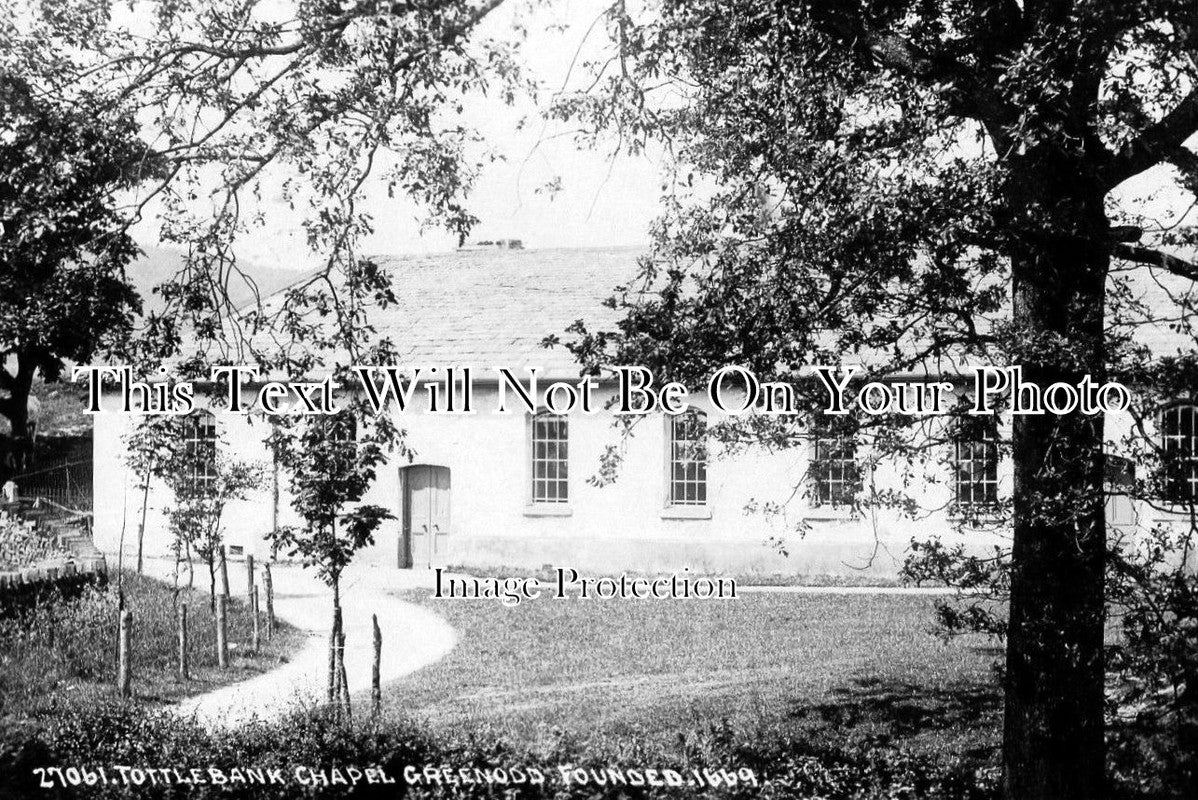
xmin=91 ymin=382 xmax=1191 ymax=578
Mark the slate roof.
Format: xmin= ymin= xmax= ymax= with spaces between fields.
xmin=217 ymin=246 xmax=644 ymax=380
xmin=366 ymin=246 xmax=642 ymax=377
xmin=174 ymin=244 xmax=1193 ymax=381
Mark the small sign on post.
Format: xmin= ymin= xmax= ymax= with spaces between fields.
xmin=218 ymin=546 xmax=230 ymax=598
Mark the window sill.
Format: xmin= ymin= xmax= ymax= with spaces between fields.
xmin=524 ymin=505 xmax=574 ymax=517
xmin=947 ymin=516 xmax=1006 ymax=528
xmin=1151 ymin=508 xmax=1197 ymax=523
xmin=947 ymin=506 xmax=1005 ymax=526
xmin=660 ymin=506 xmax=712 ymax=520
xmin=804 ymin=506 xmax=857 ymax=521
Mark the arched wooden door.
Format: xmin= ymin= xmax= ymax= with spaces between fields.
xmin=401 ymin=465 xmax=451 ymax=568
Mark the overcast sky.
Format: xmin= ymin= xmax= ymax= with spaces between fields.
xmin=135 ymin=0 xmax=661 ymax=271
xmin=133 ymin=0 xmax=1196 ymax=273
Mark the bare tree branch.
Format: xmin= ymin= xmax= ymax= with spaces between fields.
xmin=1167 ymin=144 xmax=1198 ymax=193
xmin=1113 ymin=243 xmax=1198 ymax=280
xmin=1104 ymin=88 xmax=1198 ymax=190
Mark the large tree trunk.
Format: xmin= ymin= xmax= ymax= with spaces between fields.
xmin=1005 ymin=412 xmax=1107 ymax=800
xmin=1002 ymin=167 xmax=1109 ymax=800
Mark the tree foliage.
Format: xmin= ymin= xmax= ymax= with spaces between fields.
xmin=267 ymin=405 xmax=403 ymax=594
xmin=550 ymin=2 xmax=1198 ymax=798
xmin=127 ymin=414 xmax=261 ymax=604
xmin=1 ymin=0 xmax=523 ymax=469
xmin=0 ymin=72 xmax=150 ymax=478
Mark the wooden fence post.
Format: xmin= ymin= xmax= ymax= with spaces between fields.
xmin=263 ymin=564 xmax=275 ymax=640
xmin=327 ymin=608 xmax=339 ymax=703
xmin=215 ymin=594 xmax=228 ymax=668
xmin=218 ymin=546 xmax=230 ymax=598
xmin=117 ymin=609 xmax=132 ymax=699
xmin=178 ymin=604 xmax=189 ymax=680
xmin=252 ymin=586 xmax=260 ymax=654
xmin=339 ymin=627 xmax=352 ymax=723
xmin=372 ymin=614 xmax=381 ymax=717
xmin=245 ymin=554 xmax=255 ymax=605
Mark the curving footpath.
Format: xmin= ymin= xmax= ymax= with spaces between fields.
xmin=144 ymin=559 xmax=456 ymax=728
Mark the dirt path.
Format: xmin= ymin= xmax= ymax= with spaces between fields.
xmin=146 ymin=560 xmax=456 ymax=728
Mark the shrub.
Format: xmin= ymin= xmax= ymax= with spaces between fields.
xmin=0 ymin=582 xmax=118 ymax=708
xmin=0 ymin=570 xmax=297 ymax=716
xmin=0 ymin=704 xmax=1000 ymax=800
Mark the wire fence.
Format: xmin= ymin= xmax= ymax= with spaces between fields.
xmin=12 ymin=458 xmax=92 ymax=513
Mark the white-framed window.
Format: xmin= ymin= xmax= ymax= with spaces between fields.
xmin=811 ymin=428 xmax=859 ymax=507
xmin=181 ymin=411 xmax=217 ymax=496
xmin=954 ymin=422 xmax=1000 ymax=508
xmin=530 ymin=412 xmax=569 ymax=504
xmin=1161 ymin=404 xmax=1198 ymax=504
xmin=667 ymin=410 xmax=708 ymax=506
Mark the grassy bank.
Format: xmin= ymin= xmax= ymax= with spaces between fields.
xmin=0 ymin=583 xmax=1180 ymax=798
xmin=384 ymin=590 xmax=1001 ymax=764
xmin=0 ymin=569 xmax=305 ymax=718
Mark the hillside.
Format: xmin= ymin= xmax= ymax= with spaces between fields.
xmin=128 ymin=246 xmax=306 ymax=314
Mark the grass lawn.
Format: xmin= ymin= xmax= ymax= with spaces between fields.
xmin=383 ymin=590 xmax=1002 ymax=765
xmin=0 ymin=570 xmax=306 ymax=720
